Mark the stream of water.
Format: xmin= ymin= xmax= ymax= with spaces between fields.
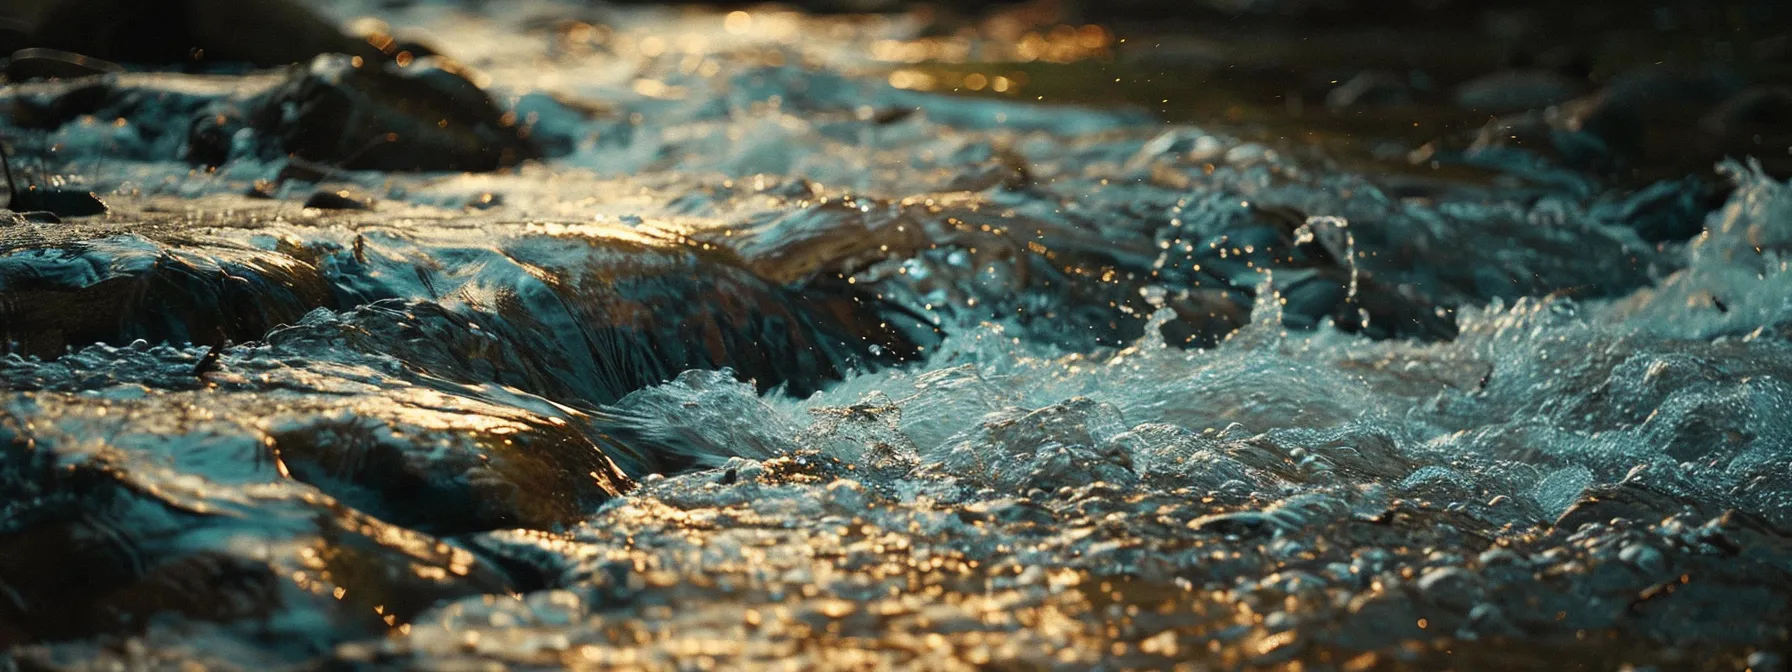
xmin=3 ymin=1 xmax=1791 ymax=669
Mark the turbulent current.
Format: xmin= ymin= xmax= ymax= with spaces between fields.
xmin=2 ymin=1 xmax=1791 ymax=669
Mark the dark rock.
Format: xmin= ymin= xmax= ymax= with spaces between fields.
xmin=2 ymin=185 xmax=108 ymax=218
xmin=191 ymin=344 xmax=222 ymax=375
xmin=303 ymin=188 xmax=373 ymax=211
xmin=0 ymin=233 xmax=335 ymax=357
xmin=1569 ymin=64 xmax=1747 ymax=162
xmin=1 ymin=76 xmax=114 ymax=130
xmin=276 ymin=158 xmax=334 ymax=183
xmin=1279 ymin=274 xmax=1348 ymax=330
xmin=1732 ymin=460 xmax=1792 ymax=530
xmin=1554 ymin=481 xmax=1709 ymax=532
xmin=1 ymin=55 xmax=541 ymax=173
xmin=1329 ymin=274 xmax=1458 ymax=341
xmin=267 ymin=54 xmax=540 ymax=172
xmin=1590 ymin=176 xmax=1729 ymax=243
xmin=184 ymin=110 xmax=237 ymax=168
xmin=0 ymin=413 xmax=517 ymax=649
xmin=265 ymin=393 xmax=634 ymax=533
xmin=1162 ymin=288 xmax=1250 ymax=348
xmin=0 ymin=202 xmax=935 ymax=409
xmin=466 ymin=192 xmax=504 ymax=210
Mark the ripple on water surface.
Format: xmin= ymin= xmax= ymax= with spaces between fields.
xmin=3 ymin=1 xmax=1792 ymax=669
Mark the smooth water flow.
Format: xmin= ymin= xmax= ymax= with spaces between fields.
xmin=2 ymin=0 xmax=1790 ymax=668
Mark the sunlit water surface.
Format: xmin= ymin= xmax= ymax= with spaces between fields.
xmin=4 ymin=1 xmax=1792 ymax=669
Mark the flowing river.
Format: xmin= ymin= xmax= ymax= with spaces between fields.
xmin=3 ymin=1 xmax=1791 ymax=669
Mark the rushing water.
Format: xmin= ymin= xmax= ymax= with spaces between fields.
xmin=3 ymin=1 xmax=1792 ymax=669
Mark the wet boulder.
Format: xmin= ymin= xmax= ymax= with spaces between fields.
xmin=0 ymin=392 xmax=519 ymax=650
xmin=259 ymin=384 xmax=637 ymax=534
xmin=1 ymin=54 xmax=540 ymax=172
xmin=1553 ymin=481 xmax=1710 ymax=532
xmin=1561 ymin=64 xmax=1750 ymax=172
xmin=1589 ymin=176 xmax=1730 ymax=243
xmin=1160 ymin=287 xmax=1252 ymax=348
xmin=0 ymin=232 xmax=333 ymax=357
xmin=316 ymin=224 xmax=933 ymax=404
xmin=1158 ymin=203 xmax=1458 ymax=342
xmin=303 ymin=188 xmax=376 ymax=210
xmin=0 ymin=71 xmax=216 ymax=162
xmin=265 ymin=54 xmax=538 ymax=172
xmin=0 ymin=183 xmax=108 ymax=218
xmin=0 ymin=199 xmax=936 ymax=413
xmin=1 ymin=340 xmax=638 ymax=533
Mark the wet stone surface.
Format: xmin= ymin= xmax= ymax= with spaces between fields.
xmin=3 ymin=0 xmax=1792 ymax=669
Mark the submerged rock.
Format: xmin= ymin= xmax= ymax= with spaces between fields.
xmin=303 ymin=188 xmax=373 ymax=210
xmin=0 ymin=397 xmax=519 ymax=650
xmin=0 ymin=198 xmax=934 ymax=407
xmin=0 ymin=232 xmax=332 ymax=356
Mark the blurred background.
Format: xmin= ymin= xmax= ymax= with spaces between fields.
xmin=5 ymin=0 xmax=1788 ymax=186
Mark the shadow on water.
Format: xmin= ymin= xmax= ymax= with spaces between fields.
xmin=0 ymin=0 xmax=1790 ymax=668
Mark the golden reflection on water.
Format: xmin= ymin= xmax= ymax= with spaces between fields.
xmin=874 ymin=23 xmax=1107 ymax=95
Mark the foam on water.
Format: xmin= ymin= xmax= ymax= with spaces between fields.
xmin=7 ymin=1 xmax=1792 ymax=667
xmin=589 ymin=162 xmax=1792 ymax=532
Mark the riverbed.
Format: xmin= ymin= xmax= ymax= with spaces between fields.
xmin=3 ymin=1 xmax=1791 ymax=669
